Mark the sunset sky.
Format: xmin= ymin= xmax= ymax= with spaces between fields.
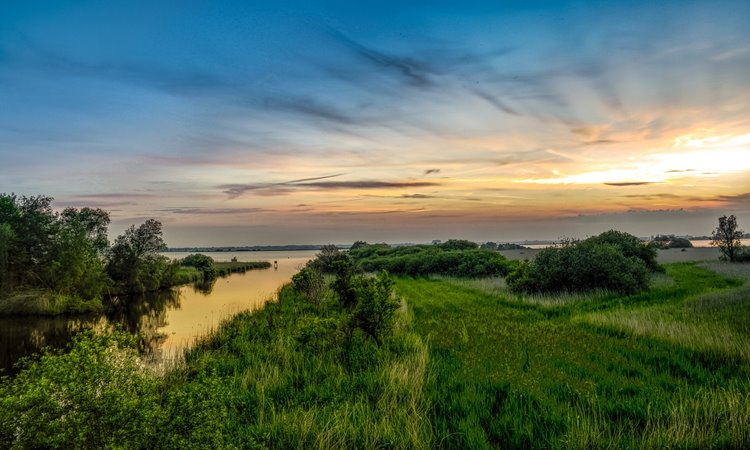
xmin=1 ymin=0 xmax=749 ymax=245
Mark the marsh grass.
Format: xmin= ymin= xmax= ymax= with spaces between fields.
xmin=582 ymin=263 xmax=750 ymax=363
xmin=397 ymin=262 xmax=750 ymax=448
xmin=0 ymin=289 xmax=104 ymax=315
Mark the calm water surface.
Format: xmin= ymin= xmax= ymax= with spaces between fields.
xmin=0 ymin=250 xmax=316 ymax=375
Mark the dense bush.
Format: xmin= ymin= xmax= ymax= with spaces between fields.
xmin=181 ymin=253 xmax=217 ymax=279
xmin=350 ymin=243 xmax=514 ymax=277
xmin=649 ymin=235 xmax=693 ymax=249
xmin=507 ymin=231 xmax=653 ymax=295
xmin=585 ymin=230 xmax=660 ymax=272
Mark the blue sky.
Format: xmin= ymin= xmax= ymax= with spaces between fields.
xmin=1 ymin=0 xmax=749 ymax=245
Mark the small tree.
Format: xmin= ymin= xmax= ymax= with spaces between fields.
xmin=351 ymin=271 xmax=400 ymax=346
xmin=711 ymin=215 xmax=744 ymax=262
xmin=107 ymin=219 xmax=170 ymax=293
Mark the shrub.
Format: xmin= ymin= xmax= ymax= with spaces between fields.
xmin=291 ymin=266 xmax=326 ymax=304
xmin=350 ymin=271 xmax=400 ymax=346
xmin=350 ymin=244 xmax=513 ymax=277
xmin=585 ymin=230 xmax=660 ymax=272
xmin=507 ymin=238 xmax=651 ymax=295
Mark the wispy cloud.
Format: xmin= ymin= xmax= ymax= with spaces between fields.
xmin=604 ymin=182 xmax=658 ymax=187
xmin=161 ymin=207 xmax=267 ymax=215
xmin=326 ymin=26 xmax=433 ymax=88
xmin=220 ymin=174 xmax=438 ymax=198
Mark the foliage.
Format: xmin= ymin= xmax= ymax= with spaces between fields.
xmin=507 ymin=231 xmax=653 ymax=295
xmin=180 ymin=253 xmax=217 ymax=279
xmin=291 ymin=265 xmax=326 ymax=304
xmin=711 ymin=215 xmax=744 ymax=262
xmin=350 ymin=271 xmax=400 ymax=346
xmin=585 ymin=229 xmax=660 ymax=271
xmin=331 ymin=254 xmax=357 ymax=307
xmin=350 ymin=243 xmax=514 ymax=277
xmin=310 ymin=244 xmax=345 ymax=273
xmin=649 ymin=234 xmax=693 ymax=249
xmin=0 ymin=331 xmax=162 ymax=449
xmin=0 ymin=194 xmax=112 ymax=303
xmin=438 ymin=239 xmax=478 ymax=251
xmin=480 ymin=241 xmax=498 ymax=250
xmin=106 ymin=219 xmax=177 ymax=294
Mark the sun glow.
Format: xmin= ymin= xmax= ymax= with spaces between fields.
xmin=515 ymin=133 xmax=750 ymax=186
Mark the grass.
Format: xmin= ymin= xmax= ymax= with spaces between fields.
xmin=0 ymin=289 xmax=104 ymax=315
xmin=2 ymin=261 xmax=748 ymax=448
xmin=398 ymin=262 xmax=750 ymax=448
xmin=0 ymin=285 xmax=432 ymax=448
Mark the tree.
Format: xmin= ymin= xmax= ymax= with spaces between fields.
xmin=107 ymin=219 xmax=171 ymax=293
xmin=351 ymin=271 xmax=400 ymax=346
xmin=711 ymin=215 xmax=744 ymax=262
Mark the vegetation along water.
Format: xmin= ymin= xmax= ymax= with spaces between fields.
xmin=1 ymin=198 xmax=749 ymax=448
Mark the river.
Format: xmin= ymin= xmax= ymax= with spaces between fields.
xmin=0 ymin=250 xmax=317 ymax=375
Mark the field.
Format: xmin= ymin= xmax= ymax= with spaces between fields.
xmin=398 ymin=261 xmax=750 ymax=448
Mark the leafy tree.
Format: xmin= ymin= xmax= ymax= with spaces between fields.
xmin=350 ymin=240 xmax=368 ymax=251
xmin=480 ymin=242 xmax=498 ymax=250
xmin=332 ymin=255 xmax=357 ymax=308
xmin=0 ymin=223 xmax=14 ymax=292
xmin=60 ymin=207 xmax=111 ymax=255
xmin=711 ymin=215 xmax=744 ymax=262
xmin=107 ymin=219 xmax=172 ymax=293
xmin=351 ymin=271 xmax=399 ymax=346
xmin=312 ymin=244 xmax=342 ymax=273
xmin=52 ymin=213 xmax=110 ymax=299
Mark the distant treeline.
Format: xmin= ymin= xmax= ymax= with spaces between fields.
xmin=166 ymin=245 xmax=336 ymax=252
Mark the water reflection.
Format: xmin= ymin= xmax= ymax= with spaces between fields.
xmin=1 ymin=251 xmax=315 ymax=375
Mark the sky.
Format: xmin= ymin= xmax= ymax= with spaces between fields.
xmin=1 ymin=0 xmax=749 ymax=246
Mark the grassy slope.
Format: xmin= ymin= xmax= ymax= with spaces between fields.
xmin=397 ymin=263 xmax=750 ymax=449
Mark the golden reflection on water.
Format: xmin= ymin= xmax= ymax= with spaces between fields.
xmin=157 ymin=254 xmax=311 ymax=353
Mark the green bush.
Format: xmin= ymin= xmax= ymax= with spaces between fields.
xmin=507 ymin=235 xmax=651 ymax=295
xmin=350 ymin=244 xmax=513 ymax=277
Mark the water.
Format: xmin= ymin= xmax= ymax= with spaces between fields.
xmin=0 ymin=250 xmax=317 ymax=375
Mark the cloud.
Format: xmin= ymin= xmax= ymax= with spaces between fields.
xmin=325 ymin=26 xmax=433 ymax=87
xmin=161 ymin=207 xmax=266 ymax=215
xmin=400 ymin=194 xmax=435 ymax=199
xmin=424 ymin=169 xmax=440 ymax=175
xmin=604 ymin=182 xmax=659 ymax=186
xmin=220 ymin=174 xmax=438 ymax=198
xmin=262 ymin=96 xmax=356 ymax=126
xmin=472 ymin=89 xmax=521 ymax=116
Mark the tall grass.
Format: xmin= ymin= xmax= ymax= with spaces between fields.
xmin=0 ymin=289 xmax=104 ymax=315
xmin=397 ymin=264 xmax=750 ymax=448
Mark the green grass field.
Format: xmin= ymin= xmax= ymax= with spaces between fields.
xmin=398 ymin=262 xmax=750 ymax=448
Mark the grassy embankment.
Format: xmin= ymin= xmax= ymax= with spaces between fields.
xmin=400 ymin=262 xmax=750 ymax=448
xmin=2 ymin=261 xmax=748 ymax=448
